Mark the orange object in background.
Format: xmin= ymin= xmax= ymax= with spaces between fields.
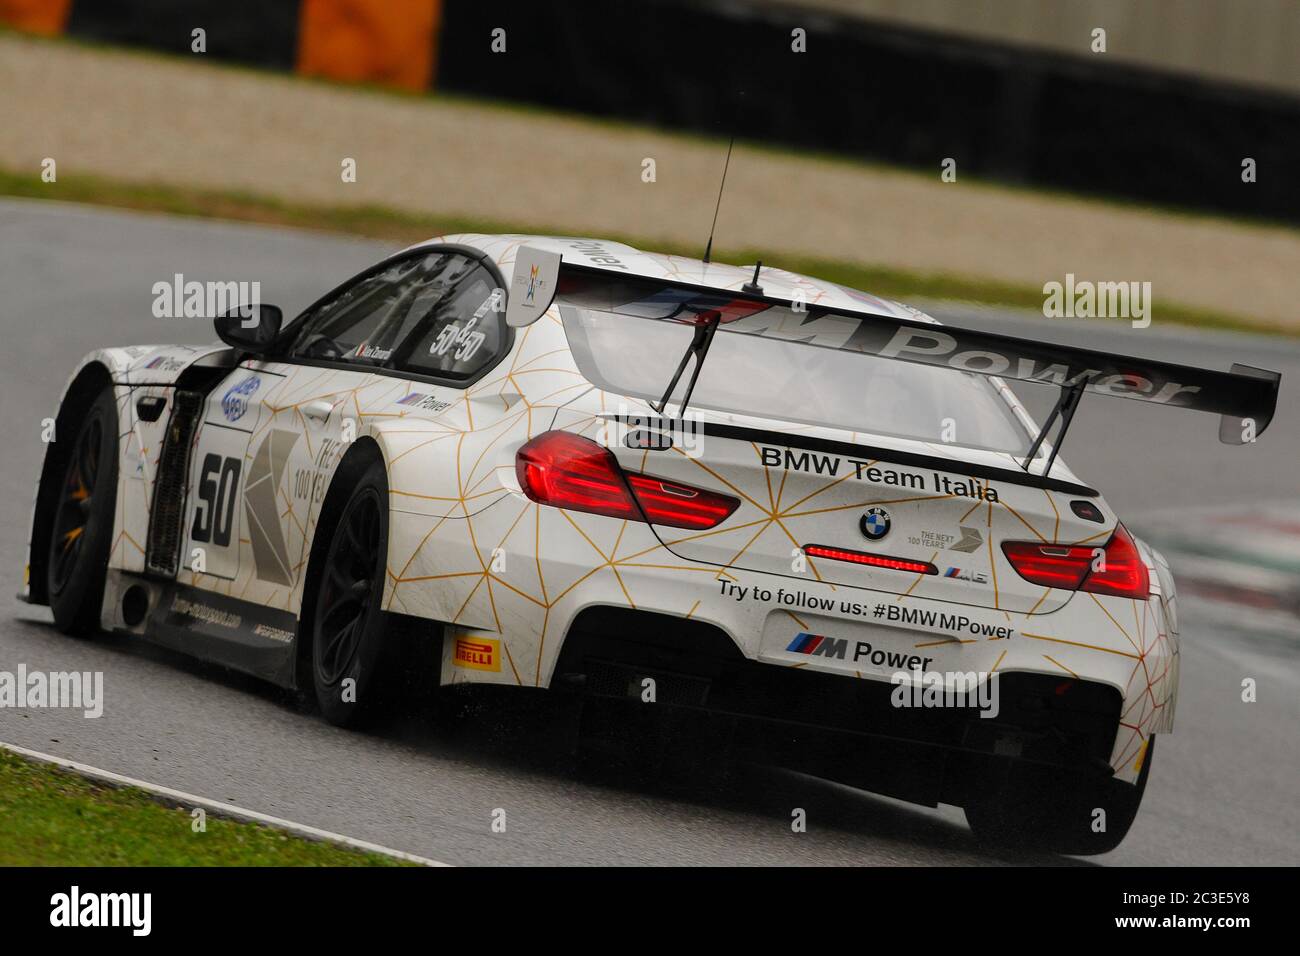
xmin=297 ymin=0 xmax=441 ymax=92
xmin=0 ymin=0 xmax=72 ymax=35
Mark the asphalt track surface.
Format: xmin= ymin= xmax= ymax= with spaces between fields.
xmin=2 ymin=199 xmax=1298 ymax=866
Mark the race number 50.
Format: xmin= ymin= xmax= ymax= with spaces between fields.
xmin=191 ymin=454 xmax=242 ymax=547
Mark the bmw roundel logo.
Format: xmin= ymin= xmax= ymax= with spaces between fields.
xmin=859 ymin=507 xmax=891 ymax=540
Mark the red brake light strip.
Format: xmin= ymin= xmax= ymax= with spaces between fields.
xmin=803 ymin=544 xmax=937 ymax=575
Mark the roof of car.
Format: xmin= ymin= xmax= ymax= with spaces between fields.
xmin=408 ymin=233 xmax=923 ymax=322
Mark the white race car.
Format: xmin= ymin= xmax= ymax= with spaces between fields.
xmin=23 ymin=235 xmax=1280 ymax=854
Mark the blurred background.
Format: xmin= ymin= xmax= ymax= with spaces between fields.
xmin=4 ymin=0 xmax=1299 ymax=221
xmin=4 ymin=0 xmax=1298 ymax=332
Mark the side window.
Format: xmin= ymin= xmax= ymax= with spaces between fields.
xmin=399 ymin=269 xmax=503 ymax=379
xmin=289 ymin=251 xmax=507 ymax=382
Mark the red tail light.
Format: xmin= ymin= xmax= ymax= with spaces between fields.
xmin=623 ymin=474 xmax=739 ymax=529
xmin=516 ymin=431 xmax=739 ymax=530
xmin=516 ymin=431 xmax=639 ymax=521
xmin=1002 ymin=524 xmax=1149 ymax=599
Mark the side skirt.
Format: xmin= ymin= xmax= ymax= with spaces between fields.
xmin=103 ymin=570 xmax=299 ymax=687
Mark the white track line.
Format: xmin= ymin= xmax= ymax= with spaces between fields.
xmin=0 ymin=740 xmax=450 ymax=867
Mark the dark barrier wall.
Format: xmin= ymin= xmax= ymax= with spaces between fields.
xmin=14 ymin=0 xmax=1297 ymax=224
xmin=65 ymin=0 xmax=300 ymax=70
xmin=436 ymin=0 xmax=1300 ymax=225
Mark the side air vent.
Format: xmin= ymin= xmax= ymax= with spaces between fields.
xmin=145 ymin=390 xmax=204 ymax=576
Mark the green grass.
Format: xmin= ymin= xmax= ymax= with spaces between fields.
xmin=1 ymin=166 xmax=1291 ymax=338
xmin=0 ymin=748 xmax=413 ymax=866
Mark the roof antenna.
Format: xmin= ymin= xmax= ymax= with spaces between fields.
xmin=702 ymin=134 xmax=735 ymax=265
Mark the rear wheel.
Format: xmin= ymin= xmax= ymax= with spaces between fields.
xmin=310 ymin=460 xmax=394 ymax=727
xmin=963 ymin=737 xmax=1154 ymax=856
xmin=47 ymin=387 xmax=118 ymax=634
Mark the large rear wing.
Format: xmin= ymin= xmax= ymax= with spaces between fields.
xmin=506 ymin=247 xmax=1281 ymax=454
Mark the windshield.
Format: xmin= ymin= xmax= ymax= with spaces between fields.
xmin=557 ymin=284 xmax=1032 ymax=455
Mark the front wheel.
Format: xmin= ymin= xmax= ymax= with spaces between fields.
xmin=47 ymin=387 xmax=119 ymax=634
xmin=964 ymin=737 xmax=1154 ymax=856
xmin=309 ymin=460 xmax=395 ymax=727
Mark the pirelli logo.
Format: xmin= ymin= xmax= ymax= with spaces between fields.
xmin=453 ymin=636 xmax=501 ymax=672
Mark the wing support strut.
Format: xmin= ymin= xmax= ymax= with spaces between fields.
xmin=1021 ymin=380 xmax=1087 ymax=475
xmin=651 ymin=312 xmax=722 ymax=418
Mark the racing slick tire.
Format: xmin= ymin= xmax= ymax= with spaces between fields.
xmin=47 ymin=387 xmax=119 ymax=635
xmin=307 ymin=458 xmax=398 ymax=727
xmin=963 ymin=736 xmax=1154 ymax=856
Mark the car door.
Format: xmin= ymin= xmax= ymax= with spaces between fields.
xmin=181 ymin=363 xmax=290 ymax=584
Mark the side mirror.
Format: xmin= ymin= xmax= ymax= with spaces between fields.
xmin=214 ymin=303 xmax=283 ymax=352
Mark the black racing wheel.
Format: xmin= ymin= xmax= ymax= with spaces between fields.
xmin=964 ymin=736 xmax=1154 ymax=856
xmin=47 ymin=387 xmax=119 ymax=634
xmin=310 ymin=459 xmax=396 ymax=726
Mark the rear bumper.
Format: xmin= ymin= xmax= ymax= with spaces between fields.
xmin=392 ymin=507 xmax=1174 ymax=786
xmin=554 ymin=606 xmax=1122 ymax=805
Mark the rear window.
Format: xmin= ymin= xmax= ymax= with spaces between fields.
xmin=557 ymin=279 xmax=1032 ymax=455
